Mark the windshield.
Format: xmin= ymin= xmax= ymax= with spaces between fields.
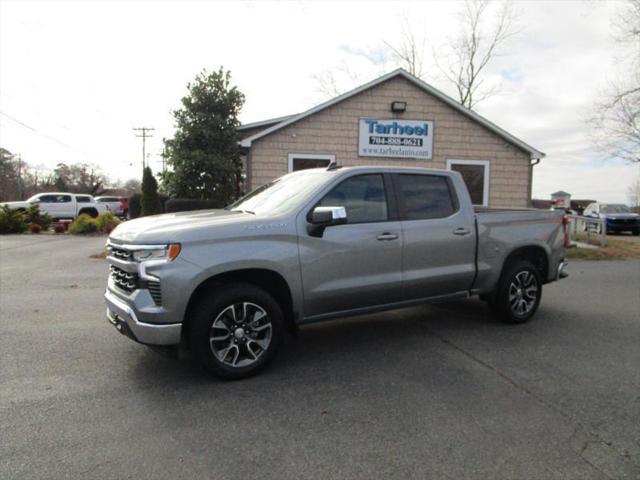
xmin=227 ymin=170 xmax=331 ymax=215
xmin=601 ymin=204 xmax=631 ymax=214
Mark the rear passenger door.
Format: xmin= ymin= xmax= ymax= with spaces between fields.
xmin=298 ymin=173 xmax=403 ymax=318
xmin=393 ymin=173 xmax=476 ymax=300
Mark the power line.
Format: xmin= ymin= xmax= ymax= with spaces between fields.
xmin=133 ymin=127 xmax=154 ymax=172
xmin=0 ymin=110 xmax=109 ymax=163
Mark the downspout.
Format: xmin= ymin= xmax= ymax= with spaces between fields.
xmin=528 ymin=157 xmax=541 ymax=207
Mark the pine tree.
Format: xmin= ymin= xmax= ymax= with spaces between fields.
xmin=141 ymin=166 xmax=161 ymax=216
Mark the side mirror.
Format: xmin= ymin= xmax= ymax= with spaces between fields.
xmin=308 ymin=206 xmax=347 ymax=237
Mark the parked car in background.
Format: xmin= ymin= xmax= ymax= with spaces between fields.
xmin=0 ymin=192 xmax=108 ymax=219
xmin=583 ymin=203 xmax=640 ymax=235
xmin=105 ymin=165 xmax=568 ymax=379
xmin=95 ymin=196 xmax=128 ymax=217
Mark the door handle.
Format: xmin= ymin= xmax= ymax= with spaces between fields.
xmin=453 ymin=227 xmax=471 ymax=236
xmin=376 ymin=232 xmax=398 ymax=241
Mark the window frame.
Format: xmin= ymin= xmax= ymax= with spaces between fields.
xmin=306 ymin=173 xmax=397 ymax=226
xmin=446 ymin=159 xmax=490 ymax=207
xmin=287 ymin=153 xmax=336 ymax=173
xmin=391 ymin=173 xmax=460 ymax=222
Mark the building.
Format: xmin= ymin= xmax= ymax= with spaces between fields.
xmin=238 ymin=69 xmax=544 ymax=208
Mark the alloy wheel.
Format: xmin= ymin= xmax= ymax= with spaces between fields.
xmin=508 ymin=270 xmax=538 ymax=316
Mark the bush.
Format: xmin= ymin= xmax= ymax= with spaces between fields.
xmin=25 ymin=203 xmax=52 ymax=231
xmin=128 ymin=193 xmax=142 ymax=219
xmin=29 ymin=223 xmax=42 ymax=234
xmin=164 ymin=198 xmax=220 ymax=213
xmin=96 ymin=211 xmax=121 ymax=234
xmin=53 ymin=223 xmax=66 ymax=234
xmin=68 ymin=214 xmax=98 ymax=235
xmin=0 ymin=206 xmax=27 ymax=234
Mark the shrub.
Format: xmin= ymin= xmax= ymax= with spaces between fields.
xmin=25 ymin=203 xmax=52 ymax=231
xmin=128 ymin=193 xmax=142 ymax=219
xmin=53 ymin=223 xmax=66 ymax=234
xmin=0 ymin=206 xmax=27 ymax=234
xmin=96 ymin=211 xmax=121 ymax=234
xmin=29 ymin=223 xmax=42 ymax=234
xmin=164 ymin=198 xmax=220 ymax=213
xmin=68 ymin=214 xmax=99 ymax=235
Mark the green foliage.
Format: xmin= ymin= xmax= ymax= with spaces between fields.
xmin=68 ymin=214 xmax=98 ymax=235
xmin=95 ymin=211 xmax=121 ymax=233
xmin=25 ymin=203 xmax=52 ymax=230
xmin=161 ymin=67 xmax=245 ymax=206
xmin=0 ymin=206 xmax=27 ymax=234
xmin=141 ymin=167 xmax=161 ymax=216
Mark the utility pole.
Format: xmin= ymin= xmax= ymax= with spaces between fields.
xmin=133 ymin=127 xmax=154 ymax=172
xmin=158 ymin=146 xmax=167 ymax=174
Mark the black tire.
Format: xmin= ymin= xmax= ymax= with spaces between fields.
xmin=188 ymin=283 xmax=284 ymax=380
xmin=79 ymin=208 xmax=98 ymax=218
xmin=489 ymin=260 xmax=543 ymax=324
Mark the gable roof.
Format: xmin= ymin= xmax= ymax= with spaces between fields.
xmin=238 ymin=114 xmax=298 ymax=131
xmin=240 ymin=68 xmax=545 ymax=159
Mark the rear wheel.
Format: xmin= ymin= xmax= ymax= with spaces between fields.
xmin=489 ymin=260 xmax=542 ymax=324
xmin=188 ymin=283 xmax=284 ymax=379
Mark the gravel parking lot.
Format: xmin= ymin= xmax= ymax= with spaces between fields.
xmin=1 ymin=235 xmax=639 ymax=479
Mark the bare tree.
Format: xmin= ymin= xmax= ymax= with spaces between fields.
xmin=591 ymin=0 xmax=640 ymax=163
xmin=436 ymin=0 xmax=518 ymax=109
xmin=312 ymin=61 xmax=364 ymax=100
xmin=383 ymin=15 xmax=425 ymax=78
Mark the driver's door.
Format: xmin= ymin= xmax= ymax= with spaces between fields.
xmin=298 ymin=173 xmax=403 ymax=319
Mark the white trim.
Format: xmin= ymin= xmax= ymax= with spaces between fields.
xmin=446 ymin=159 xmax=491 ymax=207
xmin=287 ymin=153 xmax=335 ymax=172
xmin=240 ymin=68 xmax=544 ymax=160
xmin=238 ymin=114 xmax=297 ymax=131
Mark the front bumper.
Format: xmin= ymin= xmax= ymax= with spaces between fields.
xmin=556 ymin=259 xmax=569 ymax=280
xmin=105 ymin=289 xmax=182 ymax=346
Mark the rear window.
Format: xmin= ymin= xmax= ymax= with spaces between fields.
xmin=396 ymin=174 xmax=456 ymax=220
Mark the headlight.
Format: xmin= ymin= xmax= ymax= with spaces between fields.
xmin=131 ymin=243 xmax=181 ymax=262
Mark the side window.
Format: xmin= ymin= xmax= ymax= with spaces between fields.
xmin=318 ymin=174 xmax=388 ymax=224
xmin=396 ymin=174 xmax=456 ymax=220
xmin=58 ymin=195 xmax=72 ymax=203
xmin=38 ymin=195 xmax=55 ymax=203
xmin=76 ymin=196 xmax=91 ymax=203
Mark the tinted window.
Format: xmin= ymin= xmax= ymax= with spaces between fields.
xmin=76 ymin=196 xmax=91 ymax=203
xmin=449 ymin=163 xmax=486 ymax=205
xmin=38 ymin=195 xmax=56 ymax=203
xmin=396 ymin=174 xmax=456 ymax=220
xmin=318 ymin=174 xmax=388 ymax=224
xmin=291 ymin=158 xmax=331 ymax=171
xmin=58 ymin=195 xmax=72 ymax=203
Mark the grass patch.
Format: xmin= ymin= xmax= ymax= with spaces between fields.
xmin=567 ymin=234 xmax=640 ymax=260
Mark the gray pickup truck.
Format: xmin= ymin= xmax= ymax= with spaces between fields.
xmin=105 ymin=166 xmax=568 ymax=379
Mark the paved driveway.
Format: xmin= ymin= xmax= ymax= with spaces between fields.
xmin=1 ymin=235 xmax=639 ymax=479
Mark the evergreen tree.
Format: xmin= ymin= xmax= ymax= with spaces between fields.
xmin=141 ymin=166 xmax=161 ymax=216
xmin=161 ymin=67 xmax=245 ymax=205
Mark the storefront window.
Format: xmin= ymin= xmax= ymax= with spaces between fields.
xmin=446 ymin=160 xmax=490 ymax=207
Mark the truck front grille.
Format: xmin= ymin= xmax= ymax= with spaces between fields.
xmin=109 ymin=245 xmax=132 ymax=261
xmin=147 ymin=280 xmax=162 ymax=306
xmin=109 ymin=265 xmax=138 ymax=292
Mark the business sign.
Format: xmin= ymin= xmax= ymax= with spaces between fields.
xmin=358 ymin=118 xmax=434 ymax=160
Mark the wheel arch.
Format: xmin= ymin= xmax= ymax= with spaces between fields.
xmin=182 ymin=268 xmax=296 ymax=341
xmin=501 ymin=245 xmax=549 ymax=283
xmin=78 ymin=207 xmax=98 ymax=218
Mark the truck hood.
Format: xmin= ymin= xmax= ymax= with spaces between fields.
xmin=109 ymin=209 xmax=259 ymax=244
xmin=0 ymin=201 xmax=30 ymax=208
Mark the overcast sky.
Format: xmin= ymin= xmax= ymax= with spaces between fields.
xmin=1 ymin=0 xmax=638 ymax=203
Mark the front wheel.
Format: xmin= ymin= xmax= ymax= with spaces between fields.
xmin=188 ymin=283 xmax=284 ymax=379
xmin=489 ymin=260 xmax=542 ymax=324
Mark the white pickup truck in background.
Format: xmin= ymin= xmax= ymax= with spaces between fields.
xmin=0 ymin=192 xmax=109 ymax=219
